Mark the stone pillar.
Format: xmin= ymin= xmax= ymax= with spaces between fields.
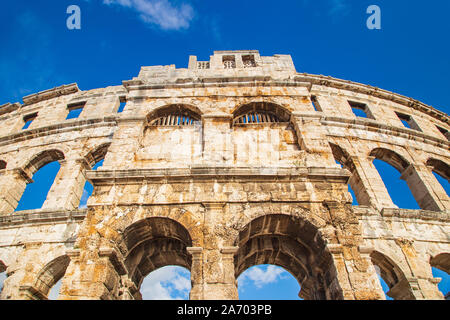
xmin=327 ymin=244 xmax=386 ymax=300
xmin=42 ymin=159 xmax=89 ymax=210
xmin=59 ymin=247 xmax=124 ymax=300
xmin=0 ymin=243 xmax=46 ymax=300
xmin=401 ymin=164 xmax=450 ymax=212
xmin=201 ymin=114 xmax=233 ymax=165
xmin=351 ymin=156 xmax=396 ymax=211
xmin=393 ymin=239 xmax=444 ymax=300
xmin=187 ymin=246 xmax=238 ymax=300
xmin=290 ymin=113 xmax=337 ymax=167
xmin=0 ymin=169 xmax=30 ymax=215
xmin=187 ymin=247 xmax=204 ymax=300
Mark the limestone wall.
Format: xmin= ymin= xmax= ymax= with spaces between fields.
xmin=0 ymin=50 xmax=448 ymax=300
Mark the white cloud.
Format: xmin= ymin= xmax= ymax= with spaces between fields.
xmin=79 ymin=188 xmax=90 ymax=209
xmin=0 ymin=272 xmax=6 ymax=292
xmin=140 ymin=266 xmax=191 ymax=300
xmin=102 ymin=0 xmax=194 ymax=30
xmin=238 ymin=265 xmax=287 ymax=289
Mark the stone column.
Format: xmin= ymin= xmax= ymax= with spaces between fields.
xmin=42 ymin=159 xmax=89 ymax=210
xmin=0 ymin=169 xmax=31 ymax=215
xmin=59 ymin=247 xmax=124 ymax=300
xmin=350 ymin=156 xmax=396 ymax=211
xmin=187 ymin=247 xmax=204 ymax=300
xmin=400 ymin=164 xmax=450 ymax=212
xmin=187 ymin=246 xmax=238 ymax=300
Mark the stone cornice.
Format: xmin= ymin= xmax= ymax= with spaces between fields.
xmin=22 ymin=83 xmax=79 ymax=106
xmin=0 ymin=117 xmax=117 ymax=147
xmin=304 ymin=74 xmax=449 ymax=124
xmin=354 ymin=205 xmax=450 ymax=223
xmin=0 ymin=209 xmax=87 ymax=227
xmin=86 ymin=166 xmax=350 ymax=185
xmin=321 ymin=116 xmax=450 ymax=149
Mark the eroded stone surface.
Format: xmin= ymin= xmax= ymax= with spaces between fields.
xmin=0 ymin=50 xmax=448 ymax=300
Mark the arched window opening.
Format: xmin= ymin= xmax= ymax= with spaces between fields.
xmin=233 ymin=102 xmax=290 ymax=125
xmin=48 ymin=278 xmax=63 ymax=300
xmin=371 ymin=251 xmax=414 ymax=300
xmin=373 ymin=159 xmax=420 ymax=209
xmin=432 ymin=267 xmax=449 ymax=298
xmin=79 ymin=159 xmax=103 ymax=209
xmin=335 ymin=160 xmax=359 ymax=206
xmin=16 ymin=161 xmax=61 ymax=211
xmin=0 ymin=160 xmax=6 ymax=170
xmin=121 ymin=217 xmax=193 ymax=300
xmin=427 ymin=159 xmax=450 ymax=196
xmin=238 ymin=264 xmax=301 ymax=300
xmin=147 ymin=105 xmax=201 ymax=127
xmin=33 ymin=255 xmax=70 ymax=300
xmin=430 ymin=253 xmax=450 ymax=298
xmin=235 ymin=214 xmax=343 ymax=300
xmin=370 ymin=148 xmax=420 ymax=210
xmin=329 ymin=143 xmax=365 ymax=206
xmin=80 ymin=144 xmax=110 ymax=209
xmin=140 ymin=266 xmax=191 ymax=300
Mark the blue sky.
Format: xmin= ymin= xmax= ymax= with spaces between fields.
xmin=1 ymin=0 xmax=449 ymax=300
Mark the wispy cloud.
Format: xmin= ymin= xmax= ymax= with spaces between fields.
xmin=102 ymin=0 xmax=195 ymax=30
xmin=140 ymin=266 xmax=191 ymax=300
xmin=238 ymin=265 xmax=287 ymax=289
xmin=328 ymin=0 xmax=351 ymax=17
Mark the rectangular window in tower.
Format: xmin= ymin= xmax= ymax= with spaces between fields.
xmin=436 ymin=125 xmax=449 ymax=140
xmin=242 ymin=55 xmax=256 ymax=68
xmin=395 ymin=112 xmax=422 ymax=131
xmin=348 ymin=101 xmax=374 ymax=119
xmin=66 ymin=102 xmax=85 ymax=120
xmin=22 ymin=113 xmax=38 ymax=130
xmin=223 ymin=55 xmax=236 ymax=69
xmin=118 ymin=96 xmax=127 ymax=113
xmin=311 ymin=96 xmax=323 ymax=112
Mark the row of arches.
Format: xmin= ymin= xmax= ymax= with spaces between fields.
xmin=1 ymin=215 xmax=448 ymax=300
xmin=1 ymin=127 xmax=448 ymax=213
xmin=1 ymin=143 xmax=110 ymax=213
xmin=330 ymin=143 xmax=449 ymax=210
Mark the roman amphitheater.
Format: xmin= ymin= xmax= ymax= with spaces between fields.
xmin=0 ymin=50 xmax=448 ymax=300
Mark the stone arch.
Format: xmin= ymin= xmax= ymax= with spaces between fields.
xmin=22 ymin=149 xmax=65 ymax=178
xmin=232 ymin=101 xmax=291 ymax=125
xmin=84 ymin=143 xmax=111 ymax=169
xmin=426 ymin=158 xmax=450 ymax=182
xmin=370 ymin=250 xmax=415 ymax=300
xmin=430 ymin=253 xmax=450 ymax=275
xmin=0 ymin=160 xmax=6 ymax=170
xmin=234 ymin=214 xmax=343 ymax=300
xmin=369 ymin=148 xmax=410 ymax=173
xmin=33 ymin=255 xmax=70 ymax=300
xmin=145 ymin=104 xmax=202 ymax=126
xmin=119 ymin=217 xmax=193 ymax=299
xmin=369 ymin=147 xmax=427 ymax=209
xmin=329 ymin=143 xmax=369 ymax=206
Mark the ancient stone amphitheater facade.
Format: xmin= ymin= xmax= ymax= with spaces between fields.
xmin=0 ymin=50 xmax=448 ymax=300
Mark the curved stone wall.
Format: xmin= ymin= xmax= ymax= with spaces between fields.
xmin=0 ymin=50 xmax=448 ymax=300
